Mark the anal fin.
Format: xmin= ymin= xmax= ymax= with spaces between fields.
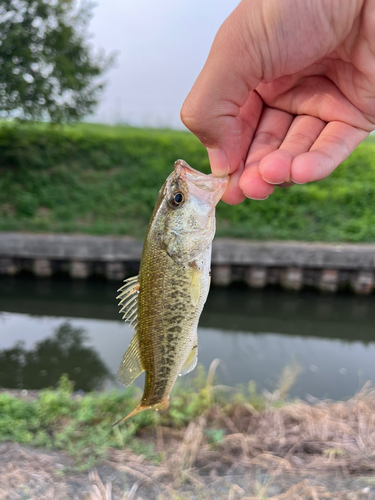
xmin=117 ymin=332 xmax=144 ymax=387
xmin=179 ymin=337 xmax=198 ymax=376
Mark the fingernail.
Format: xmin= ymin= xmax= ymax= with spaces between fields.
xmin=290 ymin=177 xmax=305 ymax=185
xmin=245 ymin=195 xmax=269 ymax=201
xmin=261 ymin=175 xmax=286 ymax=185
xmin=207 ymin=148 xmax=230 ymax=177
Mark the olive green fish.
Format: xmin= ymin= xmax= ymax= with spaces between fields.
xmin=114 ymin=159 xmax=228 ymax=425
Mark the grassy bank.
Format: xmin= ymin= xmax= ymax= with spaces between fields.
xmin=0 ymin=122 xmax=375 ymax=242
xmin=1 ymin=372 xmax=375 ymax=499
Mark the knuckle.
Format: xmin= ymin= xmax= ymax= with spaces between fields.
xmin=180 ymin=100 xmax=201 ymax=132
xmin=286 ymin=132 xmax=312 ymax=146
xmin=255 ymin=130 xmax=283 ymax=146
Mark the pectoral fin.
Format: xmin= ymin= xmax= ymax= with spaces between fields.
xmin=116 ymin=275 xmax=139 ymax=330
xmin=117 ymin=332 xmax=144 ymax=387
xmin=179 ymin=338 xmax=198 ymax=376
xmin=190 ymin=266 xmax=202 ymax=307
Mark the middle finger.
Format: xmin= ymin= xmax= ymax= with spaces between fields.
xmin=239 ymin=106 xmax=294 ymax=199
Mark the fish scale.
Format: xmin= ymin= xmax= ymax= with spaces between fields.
xmin=114 ymin=159 xmax=228 ymax=424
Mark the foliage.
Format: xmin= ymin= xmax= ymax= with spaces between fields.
xmin=0 ymin=371 xmax=270 ymax=470
xmin=0 ymin=122 xmax=374 ymax=242
xmin=204 ymin=428 xmax=226 ymax=445
xmin=0 ymin=1 xmax=111 ymax=121
xmin=0 ymin=381 xmax=141 ymax=470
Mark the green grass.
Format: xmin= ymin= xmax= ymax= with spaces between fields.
xmin=0 ymin=121 xmax=375 ymax=242
xmin=0 ymin=369 xmax=272 ymax=471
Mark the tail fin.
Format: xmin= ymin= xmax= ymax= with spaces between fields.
xmin=112 ymin=398 xmax=170 ymax=427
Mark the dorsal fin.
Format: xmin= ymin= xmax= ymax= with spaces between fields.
xmin=116 ymin=276 xmax=144 ymax=387
xmin=116 ymin=275 xmax=139 ymax=330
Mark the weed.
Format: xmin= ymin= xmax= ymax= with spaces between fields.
xmin=204 ymin=428 xmax=225 ymax=445
xmin=276 ymin=360 xmax=302 ymax=400
xmin=1 ymin=372 xmax=375 ymax=499
xmin=0 ymin=364 xmax=268 ymax=469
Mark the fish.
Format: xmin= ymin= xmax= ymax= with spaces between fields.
xmin=114 ymin=159 xmax=228 ymax=425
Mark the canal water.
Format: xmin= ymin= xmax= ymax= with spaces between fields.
xmin=1 ymin=276 xmax=375 ymax=400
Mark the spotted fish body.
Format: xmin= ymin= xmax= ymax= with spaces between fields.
xmin=114 ymin=159 xmax=228 ymax=424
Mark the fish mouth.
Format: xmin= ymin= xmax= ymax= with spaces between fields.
xmin=174 ymin=159 xmax=228 ymax=204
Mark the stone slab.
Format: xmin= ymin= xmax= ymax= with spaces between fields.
xmin=212 ymin=239 xmax=375 ymax=269
xmin=1 ymin=233 xmax=375 ymax=269
xmin=0 ymin=233 xmax=143 ymax=261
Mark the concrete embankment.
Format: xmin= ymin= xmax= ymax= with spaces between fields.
xmin=0 ymin=232 xmax=375 ymax=294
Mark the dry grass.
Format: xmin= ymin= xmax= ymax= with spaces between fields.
xmin=0 ymin=444 xmax=71 ymax=500
xmin=193 ymin=381 xmax=375 ymax=476
xmin=100 ymin=382 xmax=375 ymax=498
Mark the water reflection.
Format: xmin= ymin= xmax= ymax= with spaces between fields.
xmin=0 ymin=322 xmax=111 ymax=391
xmin=2 ymin=277 xmax=375 ymax=343
xmin=1 ymin=277 xmax=375 ymax=399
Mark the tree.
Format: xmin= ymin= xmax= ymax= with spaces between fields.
xmin=0 ymin=0 xmax=112 ymax=121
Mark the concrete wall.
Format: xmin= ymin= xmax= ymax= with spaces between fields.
xmin=1 ymin=232 xmax=374 ymax=294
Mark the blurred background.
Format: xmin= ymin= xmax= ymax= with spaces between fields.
xmin=90 ymin=0 xmax=240 ymax=128
xmin=1 ymin=1 xmax=375 ymax=498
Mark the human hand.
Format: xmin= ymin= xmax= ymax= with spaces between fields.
xmin=180 ymin=0 xmax=375 ymax=204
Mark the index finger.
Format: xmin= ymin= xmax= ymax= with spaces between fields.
xmin=180 ymin=2 xmax=262 ymax=175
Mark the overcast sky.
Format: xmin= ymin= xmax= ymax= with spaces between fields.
xmin=88 ymin=0 xmax=240 ymax=128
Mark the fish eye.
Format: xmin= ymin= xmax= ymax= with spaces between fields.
xmin=169 ymin=191 xmax=185 ymax=207
xmin=174 ymin=193 xmax=183 ymax=204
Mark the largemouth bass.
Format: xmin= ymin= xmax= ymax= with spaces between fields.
xmin=114 ymin=159 xmax=228 ymax=425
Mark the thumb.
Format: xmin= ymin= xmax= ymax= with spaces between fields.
xmin=180 ymin=1 xmax=262 ymax=176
